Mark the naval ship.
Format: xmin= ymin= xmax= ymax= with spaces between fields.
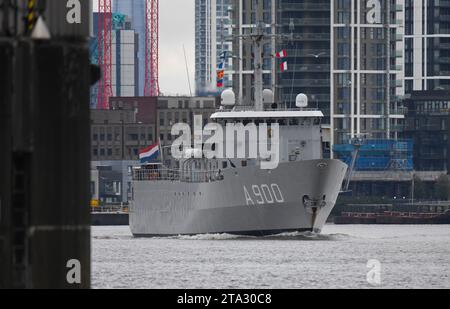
xmin=129 ymin=22 xmax=348 ymax=237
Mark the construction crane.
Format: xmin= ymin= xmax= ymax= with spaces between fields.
xmin=97 ymin=0 xmax=113 ymax=110
xmin=96 ymin=0 xmax=159 ymax=105
xmin=145 ymin=0 xmax=159 ymax=97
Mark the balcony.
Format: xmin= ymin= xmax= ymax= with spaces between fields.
xmin=420 ymin=138 xmax=443 ymax=145
xmin=422 ymin=124 xmax=444 ymax=131
xmin=439 ymin=57 xmax=450 ymax=64
xmin=292 ymin=33 xmax=330 ymax=41
xmin=285 ymin=49 xmax=330 ymax=58
xmin=278 ymin=3 xmax=330 ymax=11
xmin=279 ymin=79 xmax=329 ymax=87
xmin=390 ymin=107 xmax=408 ymax=115
xmin=290 ymin=64 xmax=331 ymax=72
xmin=419 ymin=152 xmax=446 ymax=160
xmin=279 ymin=18 xmax=329 ymax=26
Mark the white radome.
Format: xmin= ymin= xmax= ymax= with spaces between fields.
xmin=221 ymin=89 xmax=236 ymax=106
xmin=296 ymin=93 xmax=308 ymax=108
xmin=263 ymin=89 xmax=274 ymax=104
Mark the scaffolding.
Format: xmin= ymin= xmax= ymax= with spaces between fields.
xmin=334 ymin=139 xmax=414 ymax=171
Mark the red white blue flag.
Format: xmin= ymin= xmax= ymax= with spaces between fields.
xmin=139 ymin=142 xmax=160 ymax=164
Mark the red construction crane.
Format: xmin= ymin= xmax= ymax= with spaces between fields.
xmin=97 ymin=0 xmax=113 ymax=110
xmin=145 ymin=0 xmax=159 ymax=97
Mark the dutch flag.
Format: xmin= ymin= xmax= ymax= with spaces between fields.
xmin=139 ymin=142 xmax=160 ymax=164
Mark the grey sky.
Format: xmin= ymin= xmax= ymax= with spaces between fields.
xmin=92 ymin=0 xmax=195 ymax=96
xmin=159 ymin=0 xmax=195 ymax=96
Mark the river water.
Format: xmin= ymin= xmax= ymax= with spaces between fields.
xmin=92 ymin=225 xmax=450 ymax=289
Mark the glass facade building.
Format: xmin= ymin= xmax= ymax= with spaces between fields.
xmin=403 ymin=91 xmax=450 ymax=172
xmin=404 ymin=0 xmax=450 ymax=92
xmin=277 ymin=0 xmax=331 ymax=120
xmin=331 ymin=0 xmax=406 ymax=148
xmin=113 ymin=0 xmax=146 ymax=96
xmin=195 ymin=0 xmax=233 ymax=96
xmin=91 ymin=13 xmax=139 ymax=107
xmin=229 ymin=0 xmax=331 ymax=118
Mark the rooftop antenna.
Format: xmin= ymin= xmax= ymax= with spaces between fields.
xmin=183 ymin=44 xmax=193 ymax=97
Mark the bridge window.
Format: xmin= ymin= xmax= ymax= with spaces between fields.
xmin=289 ymin=118 xmax=299 ymax=125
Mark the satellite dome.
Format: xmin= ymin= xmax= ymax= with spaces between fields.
xmin=296 ymin=93 xmax=308 ymax=108
xmin=221 ymin=89 xmax=235 ymax=106
xmin=263 ymin=89 xmax=274 ymax=105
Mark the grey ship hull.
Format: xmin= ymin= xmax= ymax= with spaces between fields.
xmin=130 ymin=159 xmax=347 ymax=236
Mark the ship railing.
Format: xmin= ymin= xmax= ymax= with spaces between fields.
xmin=133 ymin=169 xmax=225 ymax=183
xmin=91 ymin=204 xmax=129 ymax=214
xmin=216 ymin=106 xmax=318 ymax=113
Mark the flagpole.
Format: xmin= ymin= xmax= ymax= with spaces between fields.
xmin=159 ymin=139 xmax=165 ymax=165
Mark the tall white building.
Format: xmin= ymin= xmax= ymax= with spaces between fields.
xmin=195 ymin=0 xmax=233 ymax=95
xmin=404 ymin=0 xmax=450 ymax=92
xmin=331 ymin=0 xmax=406 ymax=148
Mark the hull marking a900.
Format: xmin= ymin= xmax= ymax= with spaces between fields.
xmin=243 ymin=184 xmax=285 ymax=206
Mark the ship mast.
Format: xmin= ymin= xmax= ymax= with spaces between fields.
xmin=252 ymin=22 xmax=265 ymax=111
xmin=235 ymin=18 xmax=291 ymax=111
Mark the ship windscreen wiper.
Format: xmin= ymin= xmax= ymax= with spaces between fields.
xmin=228 ymin=159 xmax=236 ymax=168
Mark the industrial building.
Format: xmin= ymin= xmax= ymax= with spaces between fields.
xmin=91 ymin=161 xmax=137 ymax=204
xmin=90 ymin=109 xmax=156 ymax=161
xmin=90 ymin=96 xmax=219 ymax=203
xmin=157 ymin=96 xmax=220 ymax=166
xmin=90 ymin=97 xmax=158 ymax=204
